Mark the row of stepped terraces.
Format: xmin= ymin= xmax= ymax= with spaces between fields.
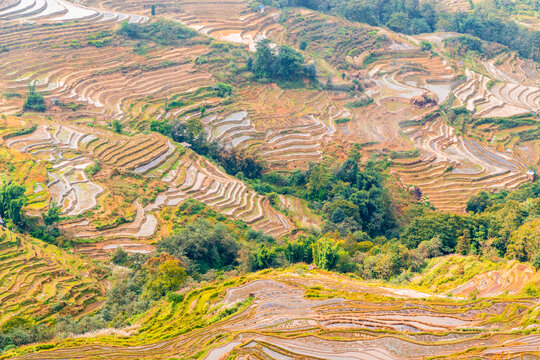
xmin=0 ymin=42 xmax=211 ymax=118
xmin=454 ymin=66 xmax=540 ymax=118
xmin=0 ymin=0 xmax=146 ymax=23
xmin=394 ymin=117 xmax=530 ymax=212
xmin=4 ymin=122 xmax=295 ymax=253
xmin=6 ymin=268 xmax=540 ymax=360
xmin=0 ymin=228 xmax=104 ymax=324
xmin=365 ymin=51 xmax=455 ymax=115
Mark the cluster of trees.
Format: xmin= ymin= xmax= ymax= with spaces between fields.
xmin=234 ymin=182 xmax=539 ymax=282
xmin=157 ymin=219 xmax=240 ymax=274
xmin=112 ymin=119 xmax=122 ymax=134
xmin=339 ymin=0 xmax=438 ymax=34
xmin=275 ymin=0 xmax=437 ymax=34
xmin=250 ymin=39 xmax=316 ymax=81
xmin=0 ymin=183 xmax=26 ymax=228
xmin=443 ymin=35 xmax=507 ymax=61
xmin=0 ymin=317 xmax=53 ymax=354
xmin=248 ymin=156 xmax=396 ymax=239
xmin=439 ymin=10 xmax=540 ymax=62
xmin=234 ymin=155 xmax=539 ymax=280
xmin=306 ymin=159 xmax=396 ymax=238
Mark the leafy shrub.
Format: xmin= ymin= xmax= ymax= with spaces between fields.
xmin=167 ymin=292 xmax=184 ymax=303
xmin=335 ymin=118 xmax=351 ymax=124
xmin=165 ymin=99 xmax=185 ymax=111
xmin=214 ymin=82 xmax=233 ymax=97
xmin=420 ymin=40 xmax=432 ymax=51
xmin=4 ymin=124 xmax=37 ymax=139
xmin=84 ymin=161 xmax=101 ymax=176
xmin=112 ymin=120 xmax=122 ymax=133
xmin=533 ymin=252 xmax=540 ymax=270
xmin=23 ymin=82 xmax=45 ymax=112
xmin=157 ymin=219 xmax=240 ymax=274
xmin=346 ymin=97 xmax=373 ymax=108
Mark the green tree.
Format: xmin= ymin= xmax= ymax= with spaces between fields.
xmin=343 ymin=0 xmax=378 ymax=26
xmin=144 ymin=254 xmax=186 ymax=300
xmin=385 ymin=12 xmax=409 ymax=33
xmin=215 ymin=83 xmax=233 ymax=97
xmin=254 ymin=38 xmax=275 ymax=78
xmin=507 ymin=219 xmax=540 ymax=262
xmin=312 ymin=237 xmax=339 ymax=270
xmin=401 ymin=213 xmax=464 ymax=252
xmin=466 ymin=191 xmax=492 ymax=213
xmin=111 ymin=247 xmax=129 ymax=265
xmin=251 ymin=246 xmax=278 ymax=271
xmin=0 ymin=184 xmax=26 ymax=228
xmin=272 ymin=45 xmax=304 ymax=79
xmin=306 ymin=162 xmax=331 ymax=201
xmin=410 ymin=18 xmax=430 ymax=33
xmin=284 ymin=236 xmax=314 ymax=263
xmin=157 ymin=219 xmax=239 ymax=273
xmin=532 ymin=251 xmax=540 ymax=270
xmin=23 ymin=81 xmax=45 ymax=112
xmin=42 ymin=204 xmax=61 ymax=226
xmin=112 ymin=120 xmax=122 ymax=133
xmin=420 ymin=40 xmax=432 ymax=51
xmin=331 ymin=207 xmax=346 ymax=223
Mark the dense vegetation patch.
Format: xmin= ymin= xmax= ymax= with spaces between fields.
xmin=270 ymin=0 xmax=540 ymax=62
xmin=116 ymin=19 xmax=199 ymax=46
xmin=0 ymin=182 xmax=64 ymax=245
xmin=438 ymin=8 xmax=540 ymax=62
xmin=250 ymin=39 xmax=317 ymax=83
xmin=23 ymin=82 xmax=45 ymax=112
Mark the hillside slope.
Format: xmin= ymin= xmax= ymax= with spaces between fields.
xmin=0 ymin=228 xmax=105 ymax=326
xmin=3 ymin=268 xmax=540 ymax=359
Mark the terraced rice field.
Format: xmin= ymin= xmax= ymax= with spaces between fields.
xmin=5 ymin=123 xmax=105 ymax=216
xmin=146 ymin=150 xmax=293 ymax=238
xmin=96 ymin=0 xmax=282 ymax=51
xmin=454 ymin=66 xmax=540 ymax=117
xmin=173 ymin=0 xmax=282 ymax=51
xmin=413 ymin=255 xmax=540 ymax=297
xmin=0 ymin=42 xmax=211 ymax=119
xmin=366 ymin=51 xmax=455 ymax=114
xmin=202 ymin=87 xmax=339 ymax=168
xmin=394 ymin=117 xmax=530 ymax=212
xmin=0 ymin=2 xmax=540 ymax=357
xmin=278 ymin=194 xmax=321 ymax=230
xmin=5 ymin=268 xmax=540 ymax=359
xmin=277 ymin=9 xmax=379 ymax=69
xmin=0 ymin=0 xmax=145 ymax=23
xmin=5 ymin=122 xmax=294 ymax=249
xmin=136 ymin=84 xmax=353 ymax=170
xmin=0 ymin=228 xmax=104 ymax=325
